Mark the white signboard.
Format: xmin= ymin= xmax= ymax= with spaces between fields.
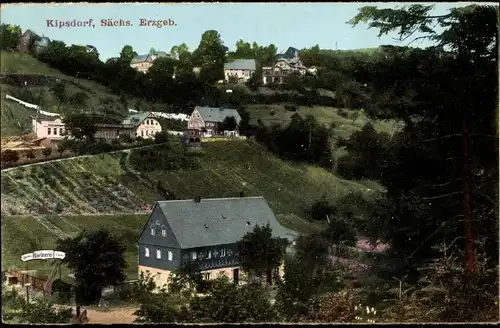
xmin=21 ymin=250 xmax=66 ymax=262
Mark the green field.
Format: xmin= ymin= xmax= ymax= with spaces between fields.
xmin=245 ymin=104 xmax=402 ymax=139
xmin=1 ymin=214 xmax=146 ymax=280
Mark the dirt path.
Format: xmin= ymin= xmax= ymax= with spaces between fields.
xmin=1 ymin=142 xmax=170 ymax=172
xmin=84 ymin=307 xmax=138 ymax=324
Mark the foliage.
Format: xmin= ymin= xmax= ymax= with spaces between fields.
xmin=238 ymin=223 xmax=289 ymax=282
xmin=69 ymin=91 xmax=90 ymax=107
xmin=62 ymin=113 xmax=98 ymax=141
xmin=306 ymin=195 xmax=337 ymax=221
xmin=189 ymin=277 xmax=277 ymax=323
xmin=345 ymin=4 xmax=499 ymax=281
xmin=1 ymin=149 xmax=20 ymax=163
xmin=0 ymin=24 xmax=22 ymax=51
xmin=41 ymin=147 xmax=52 ymax=159
xmin=2 ymin=286 xmax=72 ymax=324
xmin=56 ymin=228 xmax=127 ymax=305
xmin=153 ymin=131 xmax=169 ymax=144
xmin=303 ymin=290 xmax=363 ymax=323
xmin=220 ymin=116 xmax=237 ymax=131
xmin=322 ymin=216 xmax=357 ymax=253
xmin=254 ymin=114 xmax=333 ymax=168
xmin=25 ymin=149 xmax=35 ymax=161
xmin=275 ymin=233 xmax=342 ymax=320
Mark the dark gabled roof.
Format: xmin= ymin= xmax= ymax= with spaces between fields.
xmin=224 ymin=59 xmax=257 ymax=71
xmin=22 ymin=29 xmax=39 ymax=39
xmin=155 ymin=197 xmax=297 ymax=249
xmin=131 ymin=51 xmax=170 ymax=64
xmin=195 ymin=106 xmax=242 ymax=124
xmin=277 ymin=47 xmax=300 ymax=60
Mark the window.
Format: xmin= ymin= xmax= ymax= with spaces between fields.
xmin=191 ymin=251 xmax=197 ymax=260
xmin=145 ymin=247 xmax=150 ymax=257
xmin=168 ymin=251 xmax=173 ymax=261
xmin=60 ymin=128 xmax=64 ymax=135
xmin=161 ymin=227 xmax=167 ymax=237
xmin=146 ymin=120 xmax=149 ymax=125
xmin=207 ymin=250 xmax=212 ymax=259
xmin=116 ymin=130 xmax=120 ymax=136
xmin=220 ymin=249 xmax=226 ymax=257
xmin=141 ymin=131 xmax=144 ymax=136
xmin=156 ymin=249 xmax=161 ymax=259
xmin=204 ymin=273 xmax=211 ymax=280
xmin=47 ymin=128 xmax=51 ymax=135
xmin=150 ymin=225 xmax=155 ymax=236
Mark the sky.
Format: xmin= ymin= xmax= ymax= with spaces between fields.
xmin=1 ymin=2 xmax=492 ymax=62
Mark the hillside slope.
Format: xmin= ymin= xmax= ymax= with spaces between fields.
xmin=0 ymin=52 xmax=170 ymax=136
xmin=1 ymin=140 xmax=383 ymax=233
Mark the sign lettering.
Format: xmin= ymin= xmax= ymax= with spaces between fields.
xmin=21 ymin=250 xmax=66 ymax=262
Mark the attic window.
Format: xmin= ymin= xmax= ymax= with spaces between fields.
xmin=150 ymin=224 xmax=155 ymax=236
xmin=161 ymin=225 xmax=167 ymax=237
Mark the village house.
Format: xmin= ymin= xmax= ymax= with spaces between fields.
xmin=137 ymin=196 xmax=297 ymax=289
xmin=130 ymin=50 xmax=171 ymax=73
xmin=32 ymin=114 xmax=66 ymax=141
xmin=17 ymin=29 xmax=50 ymax=54
xmin=224 ymin=59 xmax=257 ymax=83
xmin=93 ymin=112 xmax=162 ymax=140
xmin=32 ymin=112 xmax=162 ymax=141
xmin=187 ymin=106 xmax=242 ymax=138
xmin=262 ymin=47 xmax=307 ymax=85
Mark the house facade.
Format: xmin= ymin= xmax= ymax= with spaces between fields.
xmin=17 ymin=29 xmax=49 ymax=54
xmin=224 ymin=59 xmax=257 ymax=83
xmin=262 ymin=47 xmax=307 ymax=85
xmin=32 ymin=112 xmax=162 ymax=141
xmin=130 ymin=51 xmax=170 ymax=73
xmin=187 ymin=106 xmax=242 ymax=138
xmin=137 ymin=196 xmax=297 ymax=289
xmin=32 ymin=115 xmax=66 ymax=140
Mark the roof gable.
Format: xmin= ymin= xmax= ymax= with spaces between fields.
xmin=137 ymin=204 xmax=181 ymax=248
xmin=155 ymin=197 xmax=297 ymax=249
xmin=122 ymin=111 xmax=156 ymax=126
xmin=224 ymin=59 xmax=257 ymax=71
xmin=194 ymin=106 xmax=242 ymax=124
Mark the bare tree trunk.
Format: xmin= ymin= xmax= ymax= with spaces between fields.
xmin=462 ymin=116 xmax=476 ymax=272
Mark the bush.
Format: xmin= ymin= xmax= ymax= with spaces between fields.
xmin=337 ymin=109 xmax=349 ymax=118
xmin=154 ymin=131 xmax=169 ymax=144
xmin=284 ymin=105 xmax=298 ymax=112
xmin=306 ymin=196 xmax=337 ymax=221
xmin=119 ymin=135 xmax=134 ymax=143
xmin=1 ymin=149 xmax=19 ymax=163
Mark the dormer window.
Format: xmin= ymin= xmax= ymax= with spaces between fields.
xmin=161 ymin=225 xmax=167 ymax=237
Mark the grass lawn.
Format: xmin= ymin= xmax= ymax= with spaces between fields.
xmin=246 ymin=104 xmax=402 ymax=139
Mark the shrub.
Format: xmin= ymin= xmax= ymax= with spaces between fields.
xmin=1 ymin=149 xmax=19 ymax=163
xmin=42 ymin=148 xmax=52 ymax=159
xmin=154 ymin=131 xmax=169 ymax=144
xmin=284 ymin=105 xmax=298 ymax=112
xmin=337 ymin=109 xmax=349 ymax=118
xmin=119 ymin=135 xmax=134 ymax=143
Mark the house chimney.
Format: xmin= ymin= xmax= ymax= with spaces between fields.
xmin=194 ymin=196 xmax=201 ymax=203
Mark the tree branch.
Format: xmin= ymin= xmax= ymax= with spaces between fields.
xmin=421 ymin=191 xmax=463 ymax=200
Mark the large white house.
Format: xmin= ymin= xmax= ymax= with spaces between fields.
xmin=224 ymin=59 xmax=257 ymax=83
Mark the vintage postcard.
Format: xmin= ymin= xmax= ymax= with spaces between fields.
xmin=0 ymin=2 xmax=498 ymax=324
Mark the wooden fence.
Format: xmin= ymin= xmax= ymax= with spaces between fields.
xmin=6 ymin=269 xmax=53 ymax=295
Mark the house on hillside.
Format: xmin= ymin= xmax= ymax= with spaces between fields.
xmin=137 ymin=196 xmax=297 ymax=289
xmin=32 ymin=115 xmax=66 ymax=140
xmin=32 ymin=112 xmax=162 ymax=141
xmin=94 ymin=112 xmax=162 ymax=140
xmin=130 ymin=50 xmax=171 ymax=73
xmin=187 ymin=106 xmax=242 ymax=138
xmin=17 ymin=29 xmax=50 ymax=54
xmin=224 ymin=59 xmax=257 ymax=83
xmin=262 ymin=48 xmax=307 ymax=85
